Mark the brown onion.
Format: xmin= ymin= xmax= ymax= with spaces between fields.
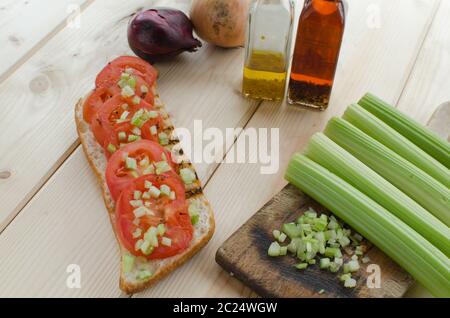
xmin=190 ymin=0 xmax=251 ymax=48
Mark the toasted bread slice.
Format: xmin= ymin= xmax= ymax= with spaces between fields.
xmin=74 ymin=88 xmax=215 ymax=294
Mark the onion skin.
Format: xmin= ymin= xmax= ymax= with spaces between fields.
xmin=190 ymin=0 xmax=251 ymax=48
xmin=128 ymin=8 xmax=202 ymax=63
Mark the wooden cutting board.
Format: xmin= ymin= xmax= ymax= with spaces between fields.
xmin=215 ymin=105 xmax=449 ymax=298
xmin=215 ymin=184 xmax=413 ymax=298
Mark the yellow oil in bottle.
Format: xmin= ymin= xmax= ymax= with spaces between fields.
xmin=242 ymin=50 xmax=287 ymax=101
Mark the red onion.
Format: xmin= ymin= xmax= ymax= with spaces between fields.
xmin=128 ymin=8 xmax=202 ymax=63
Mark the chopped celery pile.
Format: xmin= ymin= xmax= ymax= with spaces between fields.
xmin=268 ymin=207 xmax=365 ymax=288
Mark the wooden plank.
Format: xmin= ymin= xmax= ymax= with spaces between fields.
xmin=0 ymin=0 xmax=440 ymax=298
xmin=133 ymin=0 xmax=438 ymax=297
xmin=396 ymin=0 xmax=450 ymax=124
xmin=0 ymin=0 xmax=88 ymax=81
xmin=0 ymin=148 xmax=122 ymax=297
xmin=0 ymin=0 xmax=259 ymax=232
xmin=216 ymin=184 xmax=413 ymax=298
xmin=0 ymin=0 xmax=261 ymax=297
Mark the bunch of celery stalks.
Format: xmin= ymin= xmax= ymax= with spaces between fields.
xmin=285 ymin=93 xmax=450 ymax=297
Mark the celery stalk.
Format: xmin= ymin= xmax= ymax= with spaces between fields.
xmin=359 ymin=93 xmax=450 ymax=168
xmin=304 ymin=133 xmax=450 ymax=257
xmin=324 ymin=117 xmax=450 ymax=227
xmin=285 ymin=154 xmax=450 ymax=297
xmin=343 ymin=104 xmax=450 ymax=188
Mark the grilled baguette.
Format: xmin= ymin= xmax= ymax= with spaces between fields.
xmin=74 ymin=87 xmax=215 ymax=294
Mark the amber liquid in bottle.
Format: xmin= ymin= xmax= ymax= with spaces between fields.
xmin=288 ymin=0 xmax=345 ymax=110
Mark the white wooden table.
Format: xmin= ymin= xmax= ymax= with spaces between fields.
xmin=0 ymin=0 xmax=447 ymax=297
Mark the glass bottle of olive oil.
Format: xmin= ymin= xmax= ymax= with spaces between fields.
xmin=242 ymin=0 xmax=295 ymax=101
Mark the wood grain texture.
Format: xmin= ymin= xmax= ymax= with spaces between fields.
xmin=0 ymin=148 xmax=122 ymax=297
xmin=0 ymin=0 xmax=259 ymax=232
xmin=0 ymin=0 xmax=88 ymax=81
xmin=0 ymin=0 xmax=163 ymax=231
xmin=216 ymin=184 xmax=413 ymax=298
xmin=396 ymin=0 xmax=450 ymax=124
xmin=134 ymin=0 xmax=439 ymax=298
xmin=0 ymin=0 xmax=260 ymax=297
xmin=0 ymin=0 xmax=442 ymax=298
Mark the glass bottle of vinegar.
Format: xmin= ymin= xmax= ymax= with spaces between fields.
xmin=242 ymin=0 xmax=295 ymax=101
xmin=288 ymin=0 xmax=345 ymax=110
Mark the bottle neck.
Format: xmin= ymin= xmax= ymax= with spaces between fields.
xmin=307 ymin=0 xmax=342 ymax=14
xmin=306 ymin=0 xmax=341 ymax=5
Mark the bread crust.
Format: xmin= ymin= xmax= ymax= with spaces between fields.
xmin=74 ymin=92 xmax=215 ymax=294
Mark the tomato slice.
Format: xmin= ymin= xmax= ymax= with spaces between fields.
xmin=90 ymin=94 xmax=163 ymax=156
xmin=85 ymin=71 xmax=155 ymax=124
xmin=105 ymin=140 xmax=177 ymax=201
xmin=95 ymin=56 xmax=157 ymax=89
xmin=115 ymin=174 xmax=193 ymax=259
xmin=140 ymin=116 xmax=164 ymax=143
xmin=83 ymin=86 xmax=119 ymax=123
